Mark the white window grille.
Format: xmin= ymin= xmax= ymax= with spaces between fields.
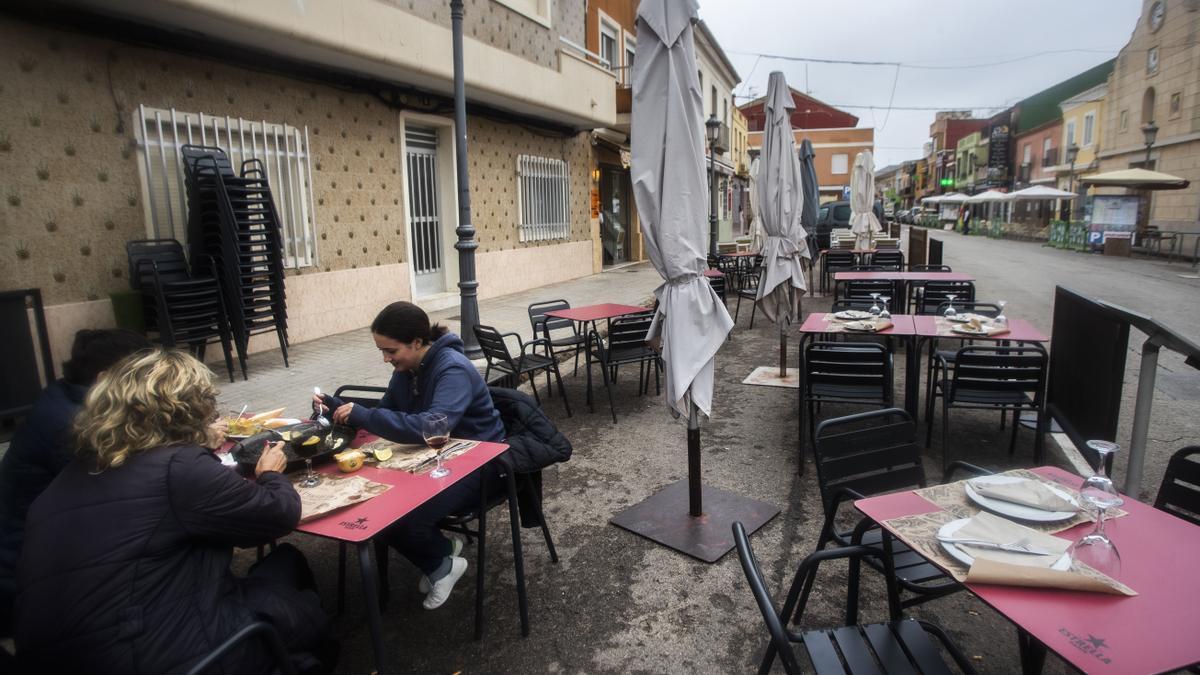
xmin=600 ymin=20 xmax=619 ymax=73
xmin=831 ymin=153 xmax=849 ymax=174
xmin=134 ymin=105 xmax=317 ymax=268
xmin=1084 ymin=112 xmax=1096 ymax=145
xmin=517 ymin=155 xmax=571 ymax=242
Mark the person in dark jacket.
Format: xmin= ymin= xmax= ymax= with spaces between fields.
xmin=0 ymin=328 xmax=150 ymax=635
xmin=15 ymin=350 xmax=332 ymax=674
xmin=316 ymin=301 xmax=504 ymax=609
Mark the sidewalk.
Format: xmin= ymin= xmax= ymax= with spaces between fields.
xmin=215 ymin=263 xmax=662 ymax=416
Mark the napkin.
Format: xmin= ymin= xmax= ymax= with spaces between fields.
xmin=844 ymin=320 xmax=893 ymax=332
xmin=966 ymin=558 xmax=1137 ymax=596
xmin=953 ymin=511 xmax=1071 ymax=568
xmin=969 ymin=477 xmax=1079 ymax=512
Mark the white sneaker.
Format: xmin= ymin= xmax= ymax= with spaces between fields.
xmin=422 ymin=556 xmax=468 ymax=610
xmin=418 ymin=535 xmax=464 ymax=592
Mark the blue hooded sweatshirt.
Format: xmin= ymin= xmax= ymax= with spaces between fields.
xmin=327 ymin=333 xmax=504 ymax=445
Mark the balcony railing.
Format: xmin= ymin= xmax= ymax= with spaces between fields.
xmin=1042 ymin=147 xmax=1059 ymax=167
xmin=1018 ymin=163 xmax=1031 ymax=183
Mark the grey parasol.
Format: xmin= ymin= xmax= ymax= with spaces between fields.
xmin=849 ymin=150 xmax=882 ymax=249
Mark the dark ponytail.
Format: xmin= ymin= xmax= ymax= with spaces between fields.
xmin=370 ymin=301 xmax=448 ymax=345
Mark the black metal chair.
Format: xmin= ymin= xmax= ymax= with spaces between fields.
xmin=474 ymin=324 xmax=571 ymax=417
xmin=586 ymin=312 xmax=659 ymax=424
xmin=822 ymin=250 xmax=855 ymax=294
xmin=707 ymin=274 xmax=728 ymax=306
xmin=332 ymin=384 xmax=389 ymax=408
xmin=1155 ymin=446 xmax=1200 ymax=526
xmin=923 ymin=301 xmax=1004 ymax=426
xmin=733 ymin=521 xmax=978 ymax=675
xmin=185 ymin=621 xmax=296 ymax=675
xmin=717 ymin=254 xmax=742 ymax=291
xmin=916 ymin=280 xmax=975 ymax=315
xmin=0 ymin=288 xmax=54 ymax=422
xmin=799 ymin=342 xmax=893 ymax=473
xmin=791 ymin=409 xmax=973 ymax=625
xmin=842 ymin=279 xmax=900 ymax=314
xmin=527 ymin=299 xmax=586 ymax=378
xmin=927 ymin=345 xmax=1049 ymax=471
xmin=734 ymin=270 xmax=761 ymax=328
xmin=907 ymin=264 xmax=954 ymax=310
xmin=872 ymin=250 xmax=904 ymax=271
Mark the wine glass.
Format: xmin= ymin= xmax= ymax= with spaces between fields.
xmin=423 ymin=413 xmax=451 ymax=479
xmin=994 ymin=300 xmax=1008 ymax=327
xmin=878 ymin=296 xmax=891 ymax=320
xmin=868 ymin=292 xmax=882 ymax=316
xmin=1069 ymin=440 xmax=1124 ymax=579
xmin=290 ymin=423 xmax=325 ymax=488
xmin=943 ymin=294 xmax=958 ymax=319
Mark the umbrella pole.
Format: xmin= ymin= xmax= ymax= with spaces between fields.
xmin=688 ymin=402 xmax=702 ymax=517
xmin=778 ymin=319 xmax=788 ymax=377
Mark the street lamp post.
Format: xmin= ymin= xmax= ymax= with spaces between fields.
xmin=706 ymin=115 xmax=721 ymax=258
xmin=450 ymin=0 xmax=481 ymax=358
xmin=1065 ymin=142 xmax=1079 ymax=221
xmin=1142 ymin=120 xmax=1159 ymax=168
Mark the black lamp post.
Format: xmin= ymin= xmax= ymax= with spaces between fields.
xmin=1142 ymin=120 xmax=1159 ymax=168
xmin=1065 ymin=142 xmax=1079 ymax=221
xmin=706 ymin=115 xmax=721 ymax=258
xmin=450 ymin=0 xmax=481 ymax=358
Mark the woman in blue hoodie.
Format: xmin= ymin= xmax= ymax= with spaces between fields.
xmin=316 ymin=302 xmax=504 ymax=609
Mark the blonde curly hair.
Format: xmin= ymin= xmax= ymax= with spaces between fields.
xmin=75 ymin=349 xmax=221 ymax=471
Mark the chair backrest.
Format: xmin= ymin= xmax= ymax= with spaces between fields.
xmin=185 ymin=621 xmax=297 ymax=675
xmin=804 ymin=341 xmax=893 ymax=399
xmin=873 ymin=251 xmax=904 ymax=270
xmin=707 ymin=275 xmax=727 ymax=298
xmin=180 ymin=144 xmax=236 ymax=178
xmin=844 ymin=280 xmax=897 ymax=307
xmin=833 ymin=238 xmax=857 ymax=250
xmin=607 ymin=312 xmax=654 ymax=351
xmin=127 ymin=239 xmax=193 ymax=289
xmin=1155 ymin=446 xmax=1200 ymax=526
xmin=717 ymin=255 xmax=739 ymax=275
xmin=813 ymin=408 xmax=926 ymax=516
xmin=848 ymin=265 xmax=884 ymax=272
xmin=934 ymin=301 xmax=1001 ymax=318
xmin=919 ymin=280 xmax=975 ymax=314
xmin=334 ymin=384 xmax=387 ymax=408
xmin=910 ymin=264 xmax=953 ymax=273
xmin=874 ymin=238 xmax=900 ymax=249
xmin=473 ymin=324 xmax=515 ymax=367
xmin=830 ymin=299 xmax=878 ymax=312
xmin=528 ymin=299 xmax=575 ymax=341
xmin=0 ymin=289 xmax=55 ymax=420
xmin=706 ymin=254 xmax=720 ymax=270
xmin=732 ymin=522 xmax=806 ymax=674
xmin=826 ymin=250 xmax=856 ymax=267
xmin=950 ymin=345 xmax=1047 ymax=401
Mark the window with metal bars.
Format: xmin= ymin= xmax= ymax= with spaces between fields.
xmin=517 ymin=155 xmax=571 ymax=242
xmin=134 ymin=105 xmax=317 ymax=268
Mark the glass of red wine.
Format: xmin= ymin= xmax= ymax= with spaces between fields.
xmin=423 ymin=413 xmax=451 ymax=479
xmin=289 ymin=423 xmax=326 ymax=488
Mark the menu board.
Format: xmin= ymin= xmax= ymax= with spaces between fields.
xmin=1090 ymin=195 xmax=1139 ymax=231
xmin=988 ymin=124 xmax=1010 ymax=169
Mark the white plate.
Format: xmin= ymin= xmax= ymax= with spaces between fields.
xmin=833 ymin=310 xmax=873 ymax=320
xmin=950 ymin=324 xmax=993 ymax=336
xmin=946 ymin=313 xmax=990 ymax=324
xmin=937 ymin=518 xmax=1071 ymax=569
xmin=964 ymin=475 xmax=1079 ymax=522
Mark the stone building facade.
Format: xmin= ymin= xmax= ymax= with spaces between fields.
xmin=0 ymin=0 xmax=614 ymax=369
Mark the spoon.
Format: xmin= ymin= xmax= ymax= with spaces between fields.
xmin=311 ymin=387 xmax=331 ymax=429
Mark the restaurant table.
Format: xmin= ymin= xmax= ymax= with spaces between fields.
xmin=278 ymin=433 xmax=509 ymax=675
xmin=908 ymin=315 xmax=1050 ymax=426
xmin=833 ymin=271 xmax=976 ymax=313
xmin=544 ymin=302 xmax=649 ymax=341
xmin=855 ymin=466 xmax=1200 ymax=674
xmin=702 ymin=268 xmax=723 ymax=277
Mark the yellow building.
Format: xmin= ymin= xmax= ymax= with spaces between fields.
xmin=1056 ymin=83 xmax=1107 ymax=196
xmin=730 ymin=106 xmax=751 ymax=238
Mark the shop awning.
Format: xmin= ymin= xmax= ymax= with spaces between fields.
xmin=1079 ymin=168 xmax=1191 ymax=190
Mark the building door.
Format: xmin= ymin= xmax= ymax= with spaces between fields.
xmin=600 ymin=165 xmax=630 ymax=266
xmin=405 ymin=126 xmax=445 ymax=297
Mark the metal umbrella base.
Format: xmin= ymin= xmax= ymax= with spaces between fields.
xmin=741 ymin=366 xmax=800 ymax=388
xmin=610 ymin=480 xmax=779 ymax=563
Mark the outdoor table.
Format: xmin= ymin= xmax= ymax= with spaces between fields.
xmin=544 ymin=302 xmax=649 ymax=340
xmin=908 ymin=315 xmax=1049 ymax=423
xmin=855 ymin=465 xmax=1200 ymax=674
xmin=228 ymin=431 xmax=509 ymax=675
xmin=702 ymin=268 xmax=723 ymax=277
xmin=817 ymin=248 xmax=879 ymax=294
xmin=833 ymin=271 xmax=976 ymax=313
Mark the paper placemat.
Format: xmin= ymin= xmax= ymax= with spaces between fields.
xmin=819 ymin=314 xmax=890 ymax=334
xmin=363 ymin=438 xmax=481 ymax=474
xmin=913 ymin=468 xmax=1127 ymax=535
xmin=292 ymin=474 xmax=391 ymax=522
xmin=934 ymin=315 xmax=1009 ymax=338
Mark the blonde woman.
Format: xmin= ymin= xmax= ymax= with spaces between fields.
xmin=14 ymin=350 xmax=335 ymax=674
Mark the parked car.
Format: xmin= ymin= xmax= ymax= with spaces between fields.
xmin=812 ymin=199 xmax=886 ymax=249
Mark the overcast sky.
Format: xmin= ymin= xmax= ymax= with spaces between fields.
xmin=700 ymin=0 xmax=1145 ymax=169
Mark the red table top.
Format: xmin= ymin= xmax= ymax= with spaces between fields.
xmin=911 ymin=315 xmax=1050 ymax=343
xmin=703 ymin=269 xmax=724 ymax=277
xmin=834 ymin=271 xmax=975 ymax=282
xmin=796 ymin=312 xmax=918 ymax=336
xmin=294 ymin=431 xmax=509 ymax=543
xmin=720 ymin=250 xmax=759 ymax=257
xmin=544 ymin=303 xmax=649 ymax=322
xmin=856 ymin=466 xmax=1200 ymax=675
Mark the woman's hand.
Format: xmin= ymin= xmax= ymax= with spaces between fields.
xmin=311 ymin=393 xmax=328 ymax=415
xmin=256 ymin=441 xmax=288 ymax=477
xmin=206 ymin=421 xmax=227 ymax=449
xmin=332 ymin=402 xmax=355 ymax=425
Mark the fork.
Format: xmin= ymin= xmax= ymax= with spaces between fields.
xmin=935 ymin=536 xmax=1054 ymax=556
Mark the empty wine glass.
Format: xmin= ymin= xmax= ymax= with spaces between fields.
xmin=423 ymin=413 xmax=451 ymax=479
xmin=878 ymin=296 xmax=892 ymax=320
xmin=869 ymin=292 xmax=882 ymax=316
xmin=1069 ymin=440 xmax=1124 ymax=579
xmin=994 ymin=300 xmax=1008 ymax=327
xmin=943 ymin=294 xmax=958 ymax=319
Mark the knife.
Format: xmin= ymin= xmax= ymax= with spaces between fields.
xmin=935 ymin=537 xmax=1055 ymax=556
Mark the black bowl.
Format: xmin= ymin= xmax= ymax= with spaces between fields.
xmin=230 ymin=423 xmax=356 ymax=473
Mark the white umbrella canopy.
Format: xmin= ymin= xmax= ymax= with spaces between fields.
xmin=849 ymin=150 xmax=882 ymax=249
xmin=631 ymin=0 xmax=733 ymax=418
xmin=748 ymin=157 xmax=765 ymax=252
xmin=1008 ymin=185 xmax=1078 ymax=200
xmin=964 ymin=189 xmax=1012 ymax=203
xmin=936 ymin=192 xmax=968 ymax=203
xmin=753 ymin=71 xmax=809 ymax=324
xmin=1079 ymin=168 xmax=1190 ymax=190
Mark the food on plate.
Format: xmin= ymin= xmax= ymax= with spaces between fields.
xmin=335 ymin=450 xmax=365 ymax=472
xmin=967 ymin=317 xmax=983 ymax=331
xmin=223 ymin=417 xmax=261 ymax=437
xmin=328 ymin=435 xmax=347 ymax=452
xmin=260 ymin=417 xmax=296 ymax=429
xmin=247 ymin=407 xmax=286 ymax=423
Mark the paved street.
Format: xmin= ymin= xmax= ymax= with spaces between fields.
xmin=203 ymin=230 xmax=1199 ymax=674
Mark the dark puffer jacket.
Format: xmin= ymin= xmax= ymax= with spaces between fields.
xmin=488 ymin=387 xmax=572 ymax=528
xmin=15 ymin=445 xmax=324 ymax=674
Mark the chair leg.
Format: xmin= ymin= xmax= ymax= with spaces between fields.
xmin=474 ymin=487 xmax=488 ymax=641
xmin=942 ymin=399 xmax=951 ymax=474
xmin=337 ymin=541 xmax=347 ymax=615
xmin=573 ymin=345 xmax=581 ymax=376
xmin=797 ymin=396 xmax=806 ymax=476
xmin=551 ymin=363 xmax=572 ymax=417
xmin=528 ymin=372 xmax=543 ymax=408
xmin=735 ymin=292 xmax=743 ymax=323
xmin=505 ymin=468 xmax=530 ymax=637
xmin=586 ymin=350 xmax=594 ymax=411
xmin=600 ymin=358 xmax=618 ymax=424
xmin=1033 ymin=407 xmax=1046 ymax=465
xmin=1009 ymin=408 xmax=1020 ymax=454
xmin=528 ymin=486 xmax=559 ymax=563
xmin=749 ymin=298 xmax=757 ymax=329
xmin=374 ymin=538 xmax=390 ymax=611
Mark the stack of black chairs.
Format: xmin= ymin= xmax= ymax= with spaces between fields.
xmin=181 ymin=145 xmax=290 ymax=372
xmin=126 ymin=239 xmax=238 ymax=382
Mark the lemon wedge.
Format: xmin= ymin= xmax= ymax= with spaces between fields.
xmin=373 ymin=447 xmax=394 ymax=461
